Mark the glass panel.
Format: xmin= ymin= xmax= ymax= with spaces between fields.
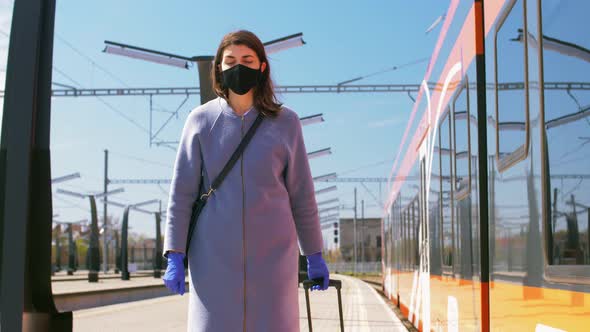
xmin=401 ymin=205 xmax=406 ymax=270
xmin=453 ymin=83 xmax=471 ymax=196
xmin=429 ymin=122 xmax=442 ymax=275
xmin=416 ymin=198 xmax=421 ymax=266
xmin=405 ymin=206 xmax=413 ymax=269
xmin=496 ymin=0 xmax=527 ymax=158
xmin=440 ymin=113 xmax=454 ymax=267
xmin=544 ymin=1 xmax=590 ymax=265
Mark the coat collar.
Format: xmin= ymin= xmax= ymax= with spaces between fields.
xmin=218 ymin=97 xmax=259 ymax=119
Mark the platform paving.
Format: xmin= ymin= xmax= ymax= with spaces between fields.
xmin=70 ymin=274 xmax=407 ymax=331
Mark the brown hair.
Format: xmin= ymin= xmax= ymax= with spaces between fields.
xmin=211 ymin=30 xmax=282 ymax=118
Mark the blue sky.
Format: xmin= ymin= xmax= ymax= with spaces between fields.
xmin=0 ymin=0 xmax=449 ymax=238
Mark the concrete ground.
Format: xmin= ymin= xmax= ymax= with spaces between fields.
xmin=71 ymin=274 xmax=408 ymax=331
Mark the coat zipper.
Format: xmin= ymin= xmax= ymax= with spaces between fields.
xmin=241 ymin=114 xmax=247 ymax=332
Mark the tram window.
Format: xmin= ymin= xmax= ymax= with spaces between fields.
xmin=397 ymin=206 xmax=401 ymax=268
xmin=439 ymin=112 xmax=454 ymax=267
xmin=430 ymin=126 xmax=443 ymax=274
xmin=403 ymin=205 xmax=407 ymax=269
xmin=406 ymin=206 xmax=413 ymax=268
xmin=453 ymin=80 xmax=471 ymax=199
xmin=413 ymin=198 xmax=420 ymax=265
xmin=494 ymin=0 xmax=529 ymax=172
xmin=410 ymin=201 xmax=414 ymax=265
xmin=409 ymin=200 xmax=415 ymax=267
xmin=542 ymin=1 xmax=590 ymax=266
xmin=408 ymin=205 xmax=412 ymax=267
xmin=412 ymin=201 xmax=416 ymax=266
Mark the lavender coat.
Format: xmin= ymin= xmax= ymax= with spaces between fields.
xmin=163 ymin=97 xmax=323 ymax=332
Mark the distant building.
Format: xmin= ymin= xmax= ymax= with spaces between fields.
xmin=321 ymin=217 xmax=382 ymax=262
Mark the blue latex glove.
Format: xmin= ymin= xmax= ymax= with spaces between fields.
xmin=306 ymin=252 xmax=329 ymax=291
xmin=162 ymin=252 xmax=186 ymax=295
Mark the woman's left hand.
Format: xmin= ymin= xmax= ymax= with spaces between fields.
xmin=162 ymin=252 xmax=186 ymax=295
xmin=306 ymin=252 xmax=330 ymax=291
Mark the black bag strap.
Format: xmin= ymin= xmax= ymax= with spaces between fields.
xmin=179 ymin=112 xmax=264 ymax=264
xmin=199 ymin=112 xmax=265 ymax=201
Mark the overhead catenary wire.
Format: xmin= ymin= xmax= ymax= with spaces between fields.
xmin=55 ymin=34 xmax=187 ymax=137
xmin=336 ymin=57 xmax=430 ymax=86
xmin=52 ymin=66 xmax=150 ymax=134
xmin=339 ymin=158 xmax=394 ymax=175
xmin=56 ymin=34 xmax=132 ymax=88
xmin=109 ymin=150 xmax=173 ymax=169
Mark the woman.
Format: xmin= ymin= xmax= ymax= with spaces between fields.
xmin=161 ymin=30 xmax=330 ymax=331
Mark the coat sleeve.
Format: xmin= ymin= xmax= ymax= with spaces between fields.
xmin=162 ymin=110 xmax=202 ymax=258
xmin=283 ymin=111 xmax=324 ymax=256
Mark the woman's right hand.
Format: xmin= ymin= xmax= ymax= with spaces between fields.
xmin=162 ymin=252 xmax=186 ymax=295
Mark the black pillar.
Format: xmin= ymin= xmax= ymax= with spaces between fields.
xmin=87 ymin=196 xmax=101 ymax=282
xmin=67 ymin=224 xmax=75 ymax=275
xmin=143 ymin=246 xmax=148 ymax=270
xmin=121 ymin=206 xmax=131 ymax=280
xmin=0 ymin=0 xmax=72 ymax=330
xmin=73 ymin=242 xmax=79 ymax=271
xmin=153 ymin=212 xmax=162 ymax=278
xmin=55 ymin=224 xmax=61 ymax=272
xmin=194 ymin=56 xmax=216 ymax=105
xmin=114 ymin=229 xmax=120 ymax=273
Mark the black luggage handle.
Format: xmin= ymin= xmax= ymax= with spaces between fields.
xmin=302 ymin=278 xmax=344 ymax=332
xmin=302 ymin=278 xmax=342 ymax=290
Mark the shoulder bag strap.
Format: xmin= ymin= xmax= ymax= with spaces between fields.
xmin=199 ymin=112 xmax=265 ymax=200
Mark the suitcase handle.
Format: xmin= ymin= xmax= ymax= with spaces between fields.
xmin=302 ymin=278 xmax=342 ymax=290
xmin=302 ymin=278 xmax=344 ymax=331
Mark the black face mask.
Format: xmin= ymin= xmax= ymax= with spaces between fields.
xmin=221 ymin=64 xmax=261 ymax=95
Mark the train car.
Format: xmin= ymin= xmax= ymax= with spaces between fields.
xmin=382 ymin=0 xmax=589 ymax=331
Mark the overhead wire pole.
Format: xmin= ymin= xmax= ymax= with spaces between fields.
xmin=102 ymin=33 xmax=306 ymax=106
xmin=353 ymin=187 xmax=357 ymax=274
xmin=99 ymin=33 xmax=308 ymax=149
xmin=106 ymin=173 xmax=590 ymax=186
xmin=103 ymin=149 xmax=108 ymax=273
xmin=361 ymin=199 xmax=365 ymax=267
xmin=2 ymin=81 xmax=582 ymax=98
xmin=315 ymin=185 xmax=337 ymax=196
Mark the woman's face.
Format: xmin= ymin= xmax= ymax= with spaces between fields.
xmin=220 ymin=44 xmax=266 ymax=73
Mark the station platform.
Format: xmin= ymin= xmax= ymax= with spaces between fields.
xmin=52 ymin=269 xmax=156 ymax=282
xmin=67 ymin=274 xmax=407 ymax=331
